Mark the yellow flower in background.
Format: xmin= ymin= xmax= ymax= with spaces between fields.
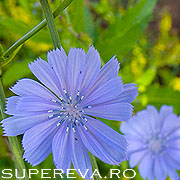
xmin=131 ymin=45 xmax=147 ymax=77
xmin=6 ymin=0 xmax=30 ymax=24
xmin=160 ymin=13 xmax=172 ymax=34
xmin=27 ymin=41 xmax=52 ymax=53
xmin=171 ymin=77 xmax=180 ymax=92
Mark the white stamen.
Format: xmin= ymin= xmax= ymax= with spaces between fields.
xmin=84 ymin=117 xmax=88 ymax=122
xmin=66 ymin=127 xmax=69 ymax=133
xmin=73 ymin=128 xmax=76 ymax=133
xmin=63 ymin=89 xmax=67 ymax=93
xmin=51 ymin=99 xmax=57 ymax=103
xmin=56 ymin=123 xmax=61 ymax=127
xmin=48 ymin=114 xmax=54 ymax=118
xmin=48 ymin=110 xmax=53 ymax=113
xmin=83 ymin=125 xmax=88 ymax=131
xmin=77 ymin=91 xmax=80 ymax=96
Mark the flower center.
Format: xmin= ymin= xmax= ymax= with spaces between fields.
xmin=147 ymin=133 xmax=166 ymax=155
xmin=149 ymin=139 xmax=162 ymax=154
xmin=67 ymin=105 xmax=77 ymax=115
xmin=47 ymin=89 xmax=91 ymax=133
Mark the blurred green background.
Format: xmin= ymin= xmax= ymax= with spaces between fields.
xmin=0 ymin=0 xmax=180 ymax=179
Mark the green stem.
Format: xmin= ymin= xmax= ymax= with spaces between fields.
xmin=0 ymin=77 xmax=28 ymax=180
xmin=0 ymin=77 xmax=6 ymax=120
xmin=40 ymin=0 xmax=61 ymax=48
xmin=89 ymin=152 xmax=101 ymax=180
xmin=3 ymin=0 xmax=73 ymax=58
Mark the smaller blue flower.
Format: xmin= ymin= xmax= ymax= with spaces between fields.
xmin=120 ymin=105 xmax=180 ymax=180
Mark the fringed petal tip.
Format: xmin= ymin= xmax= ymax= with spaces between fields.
xmin=9 ymin=80 xmax=21 ymax=93
xmin=2 ymin=126 xmax=7 ymax=136
xmin=110 ymin=55 xmax=120 ymax=67
xmin=88 ymin=44 xmax=97 ymax=52
xmin=0 ymin=119 xmax=4 ymax=124
xmin=28 ymin=57 xmax=43 ymax=68
xmin=47 ymin=46 xmax=67 ymax=55
xmin=2 ymin=127 xmax=10 ymax=137
xmin=4 ymin=110 xmax=9 ymax=115
xmin=23 ymin=154 xmax=33 ymax=166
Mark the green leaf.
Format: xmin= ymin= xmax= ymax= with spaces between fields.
xmin=96 ymin=0 xmax=157 ymax=62
xmin=2 ymin=59 xmax=31 ymax=87
xmin=137 ymin=67 xmax=157 ymax=89
xmin=146 ymin=87 xmax=180 ymax=115
xmin=69 ymin=0 xmax=85 ymax=32
xmin=84 ymin=6 xmax=96 ymax=39
xmin=0 ymin=15 xmax=51 ymax=44
xmin=1 ymin=45 xmax=23 ymax=68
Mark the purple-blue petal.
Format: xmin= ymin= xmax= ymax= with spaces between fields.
xmin=78 ymin=121 xmax=127 ymax=165
xmin=162 ymin=113 xmax=179 ymax=136
xmin=81 ymin=77 xmax=122 ymax=106
xmin=161 ymin=155 xmax=179 ymax=180
xmin=86 ymin=116 xmax=127 ymax=153
xmin=22 ymin=120 xmax=57 ymax=166
xmin=66 ymin=48 xmax=86 ymax=99
xmin=28 ymin=58 xmax=62 ymax=97
xmin=109 ymin=83 xmax=138 ymax=104
xmin=71 ymin=132 xmax=92 ymax=179
xmin=159 ymin=105 xmax=173 ymax=121
xmin=1 ymin=113 xmax=49 ymax=136
xmin=129 ymin=149 xmax=147 ymax=168
xmin=10 ymin=78 xmax=56 ymax=100
xmin=79 ymin=46 xmax=101 ymax=96
xmin=5 ymin=96 xmax=19 ymax=115
xmin=154 ymin=156 xmax=167 ymax=180
xmin=83 ymin=57 xmax=120 ymax=98
xmin=52 ymin=122 xmax=72 ymax=171
xmin=85 ymin=102 xmax=133 ymax=121
xmin=138 ymin=153 xmax=154 ymax=180
xmin=14 ymin=96 xmax=61 ymax=116
xmin=47 ymin=47 xmax=68 ymax=94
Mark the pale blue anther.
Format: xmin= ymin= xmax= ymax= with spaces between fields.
xmin=48 ymin=110 xmax=59 ymax=113
xmin=79 ymin=119 xmax=88 ymax=130
xmin=51 ymin=99 xmax=62 ymax=105
xmin=81 ymin=116 xmax=88 ymax=122
xmin=48 ymin=113 xmax=62 ymax=119
xmin=77 ymin=96 xmax=84 ymax=105
xmin=75 ymin=90 xmax=80 ymax=102
xmin=63 ymin=88 xmax=72 ymax=103
xmin=74 ymin=117 xmax=79 ymax=124
xmin=56 ymin=116 xmax=66 ymax=127
xmin=71 ymin=120 xmax=76 ymax=132
xmin=83 ymin=106 xmax=92 ymax=109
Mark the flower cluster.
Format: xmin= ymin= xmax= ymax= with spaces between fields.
xmin=2 ymin=46 xmax=138 ymax=179
xmin=121 ymin=105 xmax=180 ymax=180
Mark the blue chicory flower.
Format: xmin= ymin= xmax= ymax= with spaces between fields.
xmin=120 ymin=105 xmax=180 ymax=180
xmin=2 ymin=46 xmax=138 ymax=179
